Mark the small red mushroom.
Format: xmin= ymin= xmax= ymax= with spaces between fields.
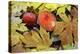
xmin=22 ymin=12 xmax=36 ymax=25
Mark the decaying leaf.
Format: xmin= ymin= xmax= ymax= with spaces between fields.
xmin=53 ymin=22 xmax=65 ymax=34
xmin=19 ymin=27 xmax=52 ymax=50
xmin=39 ymin=26 xmax=52 ymax=46
xmin=31 ymin=30 xmax=43 ymax=44
xmin=11 ymin=42 xmax=25 ymax=53
xmin=19 ymin=31 xmax=37 ymax=47
xmin=53 ymin=6 xmax=78 ymax=45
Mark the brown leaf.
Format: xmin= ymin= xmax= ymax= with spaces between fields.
xmin=53 ymin=22 xmax=65 ymax=34
xmin=11 ymin=42 xmax=25 ymax=53
xmin=72 ymin=18 xmax=78 ymax=42
xmin=54 ymin=13 xmax=78 ymax=45
xmin=59 ymin=30 xmax=68 ymax=45
xmin=70 ymin=5 xmax=78 ymax=19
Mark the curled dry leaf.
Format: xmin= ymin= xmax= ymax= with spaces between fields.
xmin=18 ymin=27 xmax=52 ymax=50
xmin=53 ymin=6 xmax=78 ymax=45
xmin=39 ymin=26 xmax=52 ymax=46
xmin=53 ymin=22 xmax=65 ymax=34
xmin=11 ymin=42 xmax=25 ymax=53
xmin=71 ymin=18 xmax=78 ymax=42
xmin=19 ymin=31 xmax=37 ymax=47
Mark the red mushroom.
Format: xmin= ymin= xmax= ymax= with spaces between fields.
xmin=37 ymin=10 xmax=56 ymax=31
xmin=22 ymin=12 xmax=36 ymax=25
